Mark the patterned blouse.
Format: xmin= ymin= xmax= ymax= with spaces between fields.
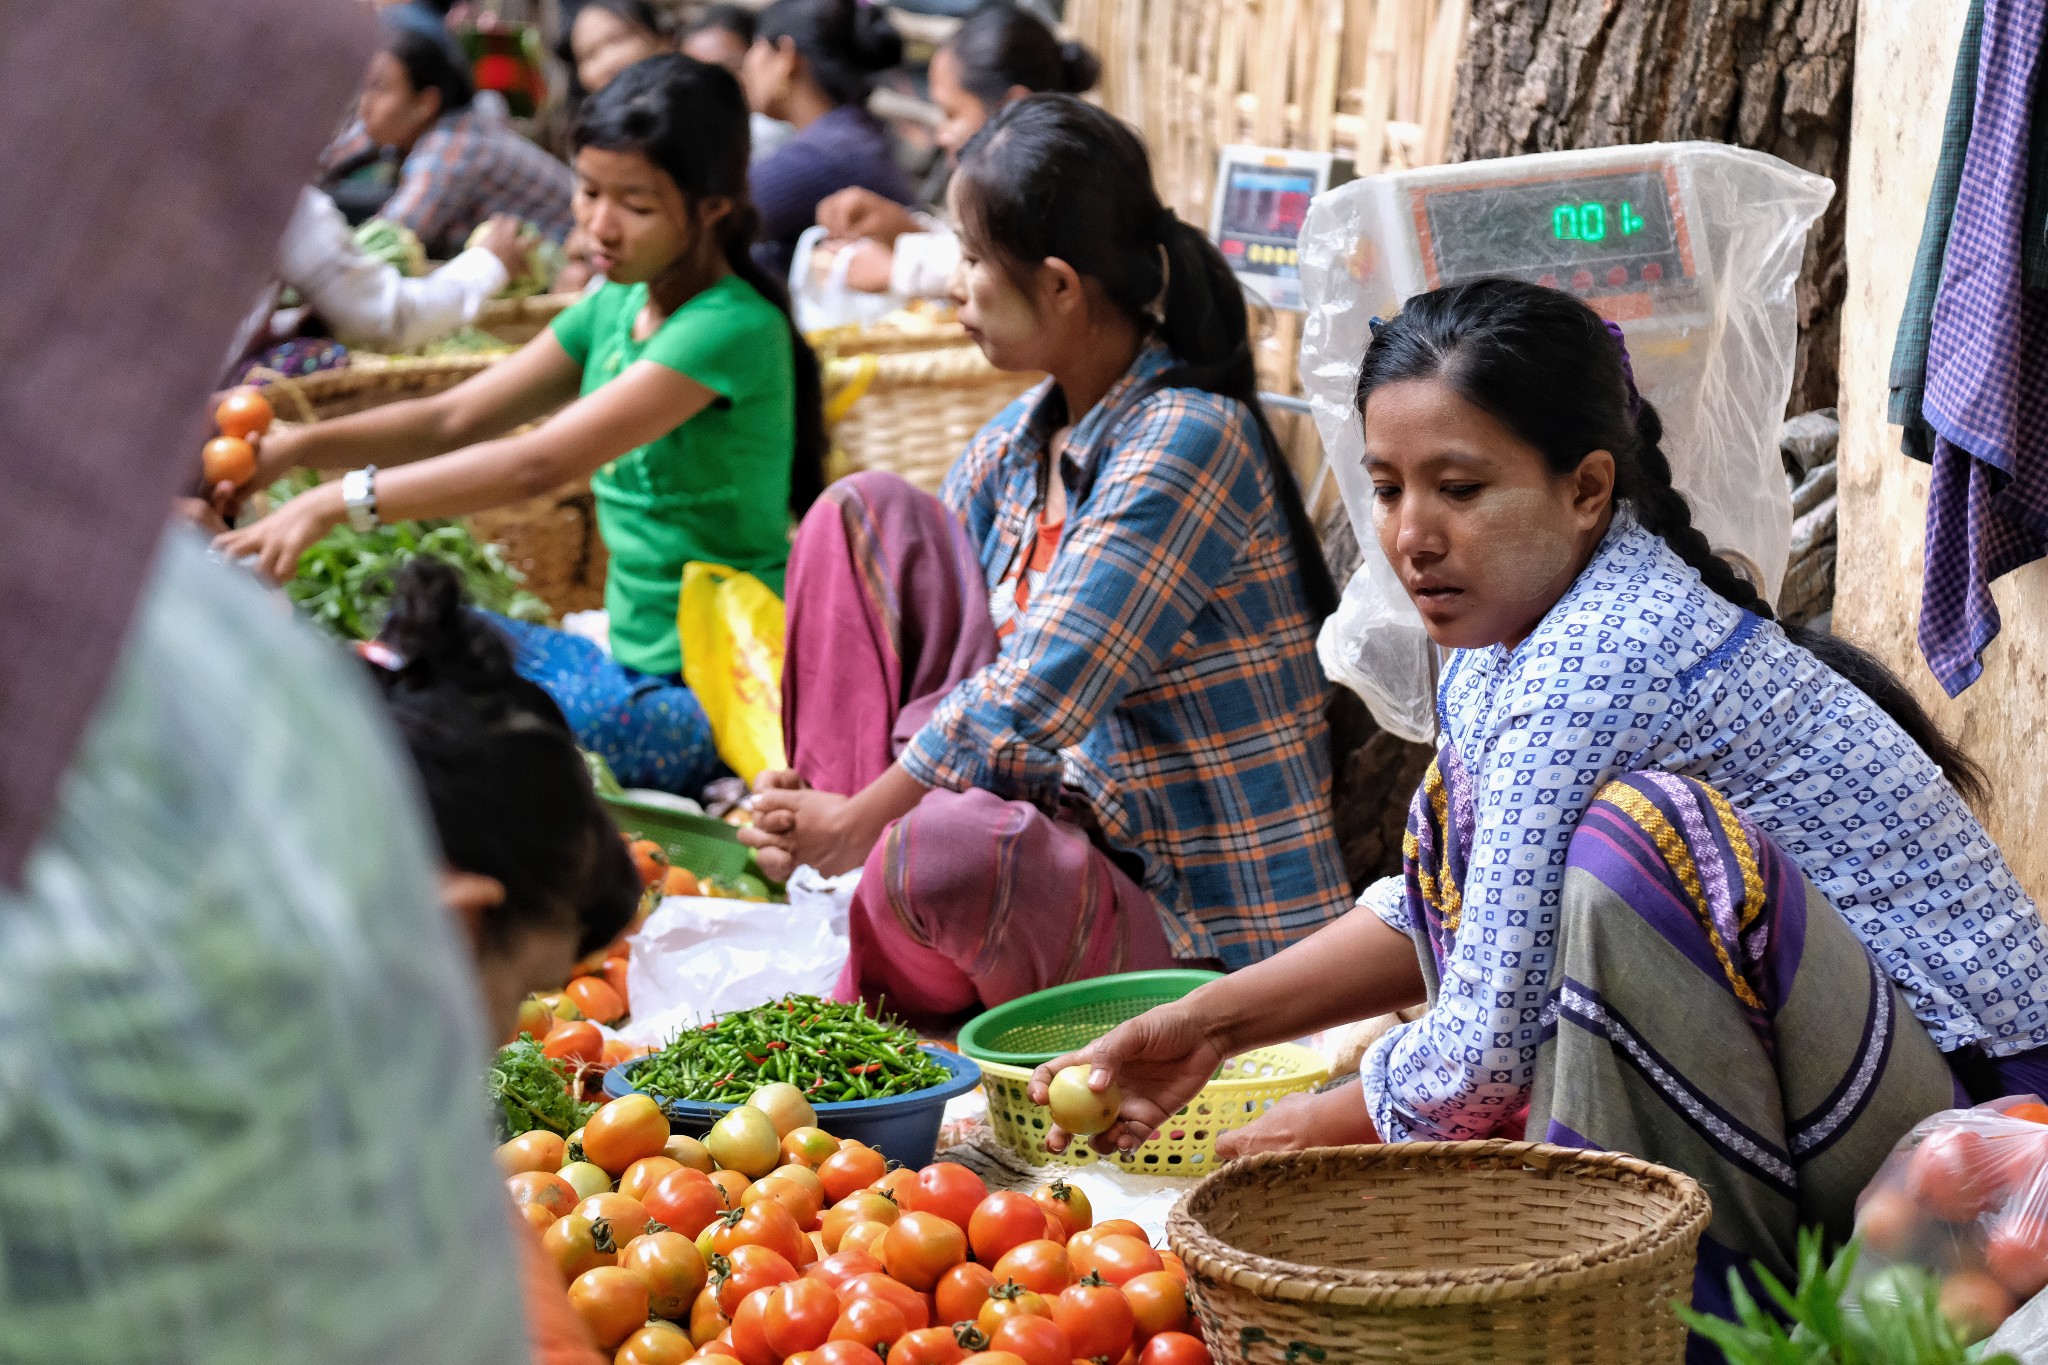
xmin=1359 ymin=517 xmax=2048 ymax=1142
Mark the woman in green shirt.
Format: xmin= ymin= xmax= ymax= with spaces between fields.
xmin=222 ymin=55 xmax=825 ymax=795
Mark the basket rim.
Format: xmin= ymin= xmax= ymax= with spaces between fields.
xmin=1167 ymin=1140 xmax=1712 ymax=1308
xmin=956 ymin=968 xmax=1225 ymax=1067
xmin=977 ymin=1042 xmax=1327 ymax=1095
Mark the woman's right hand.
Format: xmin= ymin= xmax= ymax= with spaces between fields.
xmin=815 ymin=187 xmax=919 ymax=246
xmin=1028 ymin=1001 xmax=1229 ymax=1155
xmin=209 ymin=423 xmax=309 ymax=524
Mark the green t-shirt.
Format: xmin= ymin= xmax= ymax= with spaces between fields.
xmin=550 ymin=274 xmax=794 ymax=676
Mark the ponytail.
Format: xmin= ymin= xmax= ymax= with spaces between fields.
xmin=954 ymin=93 xmax=1337 ymax=622
xmin=575 ymin=55 xmax=828 ymax=517
xmin=1357 ymin=276 xmax=1986 ymax=804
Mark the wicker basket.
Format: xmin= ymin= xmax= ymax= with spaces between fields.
xmin=258 ymin=354 xmax=501 ymax=423
xmin=823 ymin=344 xmax=1038 ymax=492
xmin=1167 ymin=1142 xmax=1711 ymax=1365
xmin=473 ymin=291 xmax=581 ymax=346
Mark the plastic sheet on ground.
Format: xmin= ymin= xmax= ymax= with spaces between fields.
xmin=619 ymin=866 xmax=858 ymax=1047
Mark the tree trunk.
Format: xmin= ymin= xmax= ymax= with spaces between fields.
xmin=1449 ymin=0 xmax=1855 ymax=412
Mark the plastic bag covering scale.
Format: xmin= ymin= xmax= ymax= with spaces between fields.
xmin=0 ymin=534 xmax=529 ymax=1365
xmin=1299 ymin=142 xmax=1832 ymax=737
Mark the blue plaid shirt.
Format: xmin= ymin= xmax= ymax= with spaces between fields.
xmin=899 ymin=342 xmax=1351 ymax=966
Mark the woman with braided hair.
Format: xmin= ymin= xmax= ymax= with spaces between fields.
xmin=222 ymin=55 xmax=824 ymax=797
xmin=1031 ymin=277 xmax=2048 ymax=1335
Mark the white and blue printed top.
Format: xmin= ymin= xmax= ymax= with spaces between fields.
xmin=1358 ymin=516 xmax=2048 ymax=1142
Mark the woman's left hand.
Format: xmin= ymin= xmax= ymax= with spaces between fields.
xmin=212 ymin=482 xmax=343 ymax=584
xmin=1214 ymin=1083 xmax=1380 ymax=1161
xmin=740 ymin=786 xmax=874 ymax=879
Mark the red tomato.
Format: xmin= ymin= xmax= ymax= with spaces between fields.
xmin=649 ymin=1168 xmax=729 ymax=1239
xmin=829 ymin=1293 xmax=910 ymax=1350
xmin=1909 ymin=1128 xmax=2001 ymax=1221
xmin=989 ymin=1314 xmax=1072 ymax=1365
xmin=586 ymin=1096 xmax=671 ymax=1176
xmin=958 ymin=1354 xmax=1029 ymax=1365
xmin=874 ymin=1168 xmax=921 ymax=1203
xmin=1139 ymin=1331 xmax=1214 ymax=1365
xmin=567 ymin=974 xmax=628 ymax=1025
xmin=889 ymin=1326 xmax=975 ymax=1365
xmin=843 ymin=1272 xmax=933 ymax=1332
xmin=969 ymin=1192 xmax=1047 ymax=1266
xmin=808 ymin=1249 xmax=887 ymax=1293
xmin=1040 ymin=1213 xmax=1069 ymax=1246
xmin=1053 ymin=1280 xmax=1136 ymax=1360
xmin=840 ymin=1221 xmax=891 ymax=1259
xmin=2006 ymin=1102 xmax=2048 ymax=1125
xmin=815 ymin=1343 xmax=885 ymax=1365
xmin=936 ymin=1261 xmax=999 ymax=1324
xmin=714 ymin=1244 xmax=800 ymax=1315
xmin=1074 ymin=1234 xmax=1164 ymax=1288
xmin=764 ymin=1278 xmax=843 ymax=1358
xmin=822 ymin=1191 xmax=902 ymax=1250
xmin=214 ymin=387 xmax=275 ymax=441
xmin=615 ymin=1322 xmax=696 ymax=1365
xmin=975 ymin=1284 xmax=1051 ymax=1336
xmin=689 ymin=1286 xmax=730 ymax=1345
xmin=1123 ymin=1271 xmax=1191 ymax=1341
xmin=991 ymin=1240 xmax=1071 ymax=1295
xmin=1158 ymin=1251 xmax=1189 ymax=1283
xmin=745 ymin=1174 xmax=823 ymax=1231
xmin=711 ymin=1200 xmax=810 ymax=1267
xmin=507 ymin=1169 xmax=580 ymax=1218
xmin=729 ymin=1287 xmax=779 ymax=1365
xmin=1092 ymin=1219 xmax=1149 ymax=1243
xmin=621 ymin=1230 xmax=711 ymax=1320
xmin=1031 ymin=1180 xmax=1093 ymax=1239
xmin=1988 ymin=1216 xmax=2048 ymax=1298
xmin=883 ymin=1211 xmax=970 ymax=1291
xmin=518 ymin=1200 xmax=560 ymax=1233
xmin=544 ymin=1020 xmax=605 ymax=1064
xmin=904 ymin=1164 xmax=989 ymax=1234
xmin=619 ymin=1156 xmax=686 ymax=1205
xmin=543 ymin=1213 xmax=618 ymax=1281
xmin=818 ymin=1145 xmax=889 ymax=1203
xmin=569 ymin=1265 xmax=652 ymax=1350
xmin=603 ymin=955 xmax=632 ymax=1009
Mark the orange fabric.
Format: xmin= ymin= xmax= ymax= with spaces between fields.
xmin=512 ymin=1206 xmax=608 ymax=1365
xmin=993 ymin=507 xmax=1064 ymax=639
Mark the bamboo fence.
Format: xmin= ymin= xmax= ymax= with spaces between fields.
xmin=1064 ymin=0 xmax=1468 ymax=509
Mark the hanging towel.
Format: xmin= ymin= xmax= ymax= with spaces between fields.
xmin=1915 ymin=0 xmax=2048 ymax=695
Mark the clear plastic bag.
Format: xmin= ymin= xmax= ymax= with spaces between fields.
xmin=1297 ymin=142 xmax=1832 ymax=729
xmin=1317 ymin=553 xmax=1439 ymax=743
xmin=790 ymin=225 xmax=904 ymax=334
xmin=0 ymin=534 xmax=527 ymax=1365
xmin=1851 ymin=1096 xmax=2048 ymax=1345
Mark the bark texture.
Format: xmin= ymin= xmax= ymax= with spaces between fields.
xmin=1450 ymin=0 xmax=1855 ymax=412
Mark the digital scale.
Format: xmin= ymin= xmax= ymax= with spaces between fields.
xmin=1210 ymin=146 xmax=1354 ymax=311
xmin=1283 ymin=142 xmax=1834 ymax=738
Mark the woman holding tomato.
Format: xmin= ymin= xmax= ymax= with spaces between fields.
xmin=1035 ymin=281 xmax=2048 ymax=1335
xmin=223 ymin=55 xmax=826 ymax=798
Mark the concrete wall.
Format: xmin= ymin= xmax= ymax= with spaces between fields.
xmin=1836 ymin=0 xmax=2048 ymax=897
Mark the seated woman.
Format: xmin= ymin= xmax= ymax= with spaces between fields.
xmin=682 ymin=5 xmax=797 ymax=165
xmin=813 ymin=0 xmax=1100 ymax=298
xmin=739 ymin=0 xmax=914 ymax=280
xmin=739 ymin=94 xmax=1351 ymax=1016
xmin=323 ymin=22 xmax=577 ymax=258
xmin=1033 ymin=278 xmax=2048 ymax=1333
xmin=221 ymin=56 xmax=825 ymax=799
xmin=362 ymin=557 xmax=640 ymax=1365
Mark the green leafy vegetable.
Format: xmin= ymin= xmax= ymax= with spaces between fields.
xmin=1677 ymin=1230 xmax=2021 ymax=1365
xmin=488 ymin=1035 xmax=595 ymax=1138
xmin=264 ymin=473 xmax=549 ymax=641
xmin=353 ymin=217 xmax=427 ymax=277
xmin=633 ymin=995 xmax=948 ymax=1104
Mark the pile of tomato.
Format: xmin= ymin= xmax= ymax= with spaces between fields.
xmin=502 ymin=1088 xmax=1213 ymax=1365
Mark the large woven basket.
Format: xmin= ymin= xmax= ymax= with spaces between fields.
xmin=1168 ymin=1142 xmax=1711 ymax=1365
xmin=824 ymin=344 xmax=1038 ymax=492
xmin=259 ymin=354 xmax=501 ymax=423
xmin=473 ymin=291 xmax=581 ymax=346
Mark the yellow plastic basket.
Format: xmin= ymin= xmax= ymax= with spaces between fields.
xmin=977 ymin=1045 xmax=1328 ymax=1177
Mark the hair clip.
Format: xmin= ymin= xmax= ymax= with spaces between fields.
xmin=354 ymin=639 xmax=407 ymax=672
xmin=1368 ymin=315 xmax=1386 ymax=337
xmin=1601 ymin=320 xmax=1645 ymax=420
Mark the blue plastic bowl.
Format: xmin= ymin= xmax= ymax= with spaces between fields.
xmin=604 ymin=1045 xmax=982 ymax=1170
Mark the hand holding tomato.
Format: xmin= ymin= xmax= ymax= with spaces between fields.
xmin=1028 ymin=1001 xmax=1227 ymax=1154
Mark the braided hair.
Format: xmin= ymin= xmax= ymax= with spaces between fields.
xmin=1355 ymin=277 xmax=1984 ymax=803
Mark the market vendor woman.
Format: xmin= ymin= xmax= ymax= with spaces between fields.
xmin=223 ymin=55 xmax=825 ymax=797
xmin=741 ymin=95 xmax=1353 ymax=1016
xmin=1035 ymin=278 xmax=2048 ymax=1326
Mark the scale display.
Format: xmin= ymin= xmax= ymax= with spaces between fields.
xmin=1415 ymin=168 xmax=1691 ymax=298
xmin=1210 ymin=148 xmax=1348 ymax=310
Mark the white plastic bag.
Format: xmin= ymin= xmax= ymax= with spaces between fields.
xmin=1318 ymin=552 xmax=1439 ymax=743
xmin=790 ymin=226 xmax=904 ymax=334
xmin=619 ymin=877 xmax=854 ymax=1047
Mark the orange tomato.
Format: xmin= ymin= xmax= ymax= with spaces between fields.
xmin=497 ymin=1130 xmax=568 ymax=1176
xmin=838 ymin=1221 xmax=890 ymax=1259
xmin=201 ymin=436 xmax=257 ymax=488
xmin=663 ymin=865 xmax=702 ymax=898
xmin=604 ymin=1037 xmax=650 ymax=1068
xmin=586 ymin=1095 xmax=672 ymax=1175
xmin=815 ymin=1340 xmax=887 ymax=1365
xmin=214 ymin=386 xmax=274 ymax=440
xmin=1940 ymin=1269 xmax=2016 ymax=1342
xmin=958 ymin=1354 xmax=1029 ymax=1365
xmin=648 ymin=1168 xmax=728 ymax=1239
xmin=818 ymin=1145 xmax=889 ymax=1203
xmin=763 ymin=1278 xmax=843 ymax=1358
xmin=714 ymin=1244 xmax=800 ymax=1315
xmin=518 ymin=1200 xmax=559 ymax=1233
xmin=619 ymin=1155 xmax=685 ymax=1204
xmin=630 ymin=840 xmax=670 ymax=889
xmin=1072 ymin=1234 xmax=1162 ymax=1287
xmin=988 ymin=1314 xmax=1072 ymax=1365
xmin=568 ymin=975 xmax=628 ymax=1026
xmin=1138 ymin=1331 xmax=1214 ymax=1365
xmin=1856 ymin=1186 xmax=1926 ymax=1260
xmin=745 ymin=1174 xmax=822 ymax=1230
xmin=969 ymin=1191 xmax=1046 ymax=1266
xmin=709 ymin=1169 xmax=753 ymax=1207
xmin=772 ymin=1164 xmax=829 ymax=1207
xmin=544 ymin=1020 xmax=605 ymax=1065
xmin=822 ymin=1192 xmax=901 ymax=1251
xmin=544 ymin=1213 xmax=619 ymax=1281
xmin=578 ymin=1192 xmax=654 ymax=1244
xmin=782 ymin=1127 xmax=841 ymax=1169
xmin=1158 ymin=1251 xmax=1188 ymax=1282
xmin=1122 ymin=1271 xmax=1190 ymax=1341
xmin=616 ymin=1322 xmax=697 ymax=1365
xmin=975 ymin=1283 xmax=1051 ymax=1336
xmin=604 ymin=955 xmax=633 ymax=1005
xmin=1031 ymin=1180 xmax=1092 ymax=1239
xmin=883 ymin=1211 xmax=969 ymax=1291
xmin=689 ymin=1286 xmax=731 ymax=1345
xmin=934 ymin=1261 xmax=998 ymax=1324
xmin=507 ymin=1169 xmax=581 ymax=1218
xmin=829 ymin=1293 xmax=908 ymax=1352
xmin=570 ymin=1265 xmax=653 ymax=1350
xmin=711 ymin=1198 xmax=810 ymax=1267
xmin=991 ymin=1240 xmax=1070 ymax=1295
xmin=729 ymin=1287 xmax=780 ymax=1365
xmin=890 ymin=1326 xmax=975 ymax=1365
xmin=902 ymin=1164 xmax=988 ymax=1235
xmin=621 ymin=1229 xmax=713 ymax=1320
xmin=2007 ymin=1102 xmax=2048 ymax=1125
xmin=873 ymin=1168 xmax=921 ymax=1205
xmin=840 ymin=1273 xmax=931 ymax=1332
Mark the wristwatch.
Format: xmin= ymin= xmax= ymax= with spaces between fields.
xmin=341 ymin=465 xmax=379 ymax=533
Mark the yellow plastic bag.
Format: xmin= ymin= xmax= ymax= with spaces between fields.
xmin=678 ymin=562 xmax=787 ymax=782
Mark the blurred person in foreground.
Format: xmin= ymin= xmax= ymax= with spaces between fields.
xmin=0 ymin=3 xmax=534 ymax=1362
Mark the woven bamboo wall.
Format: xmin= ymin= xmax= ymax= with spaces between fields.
xmin=1064 ymin=0 xmax=1468 ymax=503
